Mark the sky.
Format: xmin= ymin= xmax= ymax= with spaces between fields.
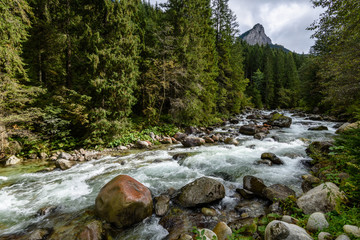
xmin=148 ymin=0 xmax=324 ymax=53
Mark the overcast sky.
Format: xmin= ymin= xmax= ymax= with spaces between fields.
xmin=148 ymin=0 xmax=324 ymax=53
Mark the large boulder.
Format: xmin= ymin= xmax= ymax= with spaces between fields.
xmin=343 ymin=225 xmax=360 ymax=238
xmin=265 ymin=113 xmax=292 ymax=128
xmin=243 ymin=175 xmax=267 ymax=197
xmin=5 ymin=155 xmax=22 ymax=166
xmin=261 ymin=153 xmax=284 ymax=165
xmin=297 ymin=182 xmax=346 ymax=214
xmin=239 ymin=125 xmax=260 ymax=135
xmin=265 ymin=220 xmax=313 ymax=240
xmin=263 ymin=184 xmax=296 ymax=201
xmin=181 ymin=137 xmax=205 ymax=147
xmin=95 ymin=175 xmax=153 ymax=228
xmin=213 ymin=222 xmax=232 ymax=240
xmin=177 ymin=177 xmax=225 ymax=207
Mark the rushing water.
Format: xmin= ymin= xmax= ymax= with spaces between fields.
xmin=0 ymin=111 xmax=338 ymax=239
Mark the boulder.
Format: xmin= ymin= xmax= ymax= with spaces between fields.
xmin=343 ymin=225 xmax=360 ymax=238
xmin=239 ymin=125 xmax=259 ymax=135
xmin=136 ymin=140 xmax=151 ymax=149
xmin=336 ymin=121 xmax=360 ymax=134
xmin=204 ymin=136 xmax=215 ymax=143
xmin=318 ymin=232 xmax=332 ymax=240
xmin=160 ymin=137 xmax=173 ymax=144
xmin=236 ymin=188 xmax=256 ymax=199
xmin=306 ymin=212 xmax=329 ymax=232
xmin=308 ymin=126 xmax=328 ymax=131
xmin=301 ymin=175 xmax=320 ymax=193
xmin=55 ymin=159 xmax=76 ymax=170
xmin=95 ymin=175 xmax=153 ymax=228
xmin=154 ymin=195 xmax=170 ymax=217
xmin=243 ymin=175 xmax=266 ymax=197
xmin=224 ymin=137 xmax=239 ymax=145
xmin=5 ymin=155 xmax=22 ymax=166
xmin=58 ymin=152 xmax=72 ymax=160
xmin=174 ymin=132 xmax=187 ymax=141
xmin=235 ymin=199 xmax=267 ymax=218
xmin=261 ymin=153 xmax=284 ymax=165
xmin=265 ymin=220 xmax=313 ymax=240
xmin=181 ymin=137 xmax=205 ymax=147
xmin=201 ymin=207 xmax=217 ymax=216
xmin=263 ymin=184 xmax=296 ymax=201
xmin=306 ymin=141 xmax=334 ymax=156
xmin=177 ymin=177 xmax=225 ymax=207
xmin=178 ymin=234 xmax=193 ymax=240
xmin=281 ymin=215 xmax=299 ymax=225
xmin=265 ymin=113 xmax=292 ymax=128
xmin=76 ymin=220 xmax=103 ymax=240
xmin=297 ymin=182 xmax=346 ymax=214
xmin=201 ymin=228 xmax=217 ymax=240
xmin=255 ymin=159 xmax=272 ymax=166
xmin=254 ymin=132 xmax=267 ymax=140
xmin=27 ymin=228 xmax=52 ymax=240
xmin=213 ymin=222 xmax=232 ymax=240
xmin=185 ymin=126 xmax=198 ymax=135
xmin=212 ymin=134 xmax=220 ymax=142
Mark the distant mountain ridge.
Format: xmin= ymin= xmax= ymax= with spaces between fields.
xmin=240 ymin=23 xmax=290 ymax=52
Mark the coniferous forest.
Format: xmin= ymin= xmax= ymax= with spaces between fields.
xmin=0 ymin=0 xmax=359 ymax=154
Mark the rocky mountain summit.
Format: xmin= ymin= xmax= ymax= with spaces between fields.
xmin=240 ymin=23 xmax=272 ymax=46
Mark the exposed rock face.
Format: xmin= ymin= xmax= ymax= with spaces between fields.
xmin=263 ymin=184 xmax=296 ymax=201
xmin=241 ymin=23 xmax=272 ymax=46
xmin=95 ymin=175 xmax=153 ymax=228
xmin=306 ymin=212 xmax=329 ymax=232
xmin=297 ymin=182 xmax=346 ymax=214
xmin=177 ymin=177 xmax=225 ymax=207
xmin=265 ymin=220 xmax=313 ymax=240
xmin=243 ymin=175 xmax=266 ymax=197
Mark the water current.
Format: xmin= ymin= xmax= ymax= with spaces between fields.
xmin=0 ymin=111 xmax=338 ymax=239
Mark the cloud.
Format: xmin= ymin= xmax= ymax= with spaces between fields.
xmin=149 ymin=0 xmax=324 ymax=53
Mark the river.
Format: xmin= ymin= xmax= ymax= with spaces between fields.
xmin=0 ymin=111 xmax=338 ymax=239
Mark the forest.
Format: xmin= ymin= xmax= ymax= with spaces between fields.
xmin=0 ymin=0 xmax=359 ymax=153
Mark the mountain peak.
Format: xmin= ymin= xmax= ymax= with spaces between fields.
xmin=240 ymin=23 xmax=272 ymax=46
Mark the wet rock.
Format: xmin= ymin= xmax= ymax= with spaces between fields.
xmin=300 ymin=159 xmax=314 ymax=170
xmin=261 ymin=153 xmax=284 ymax=165
xmin=306 ymin=141 xmax=334 ymax=156
xmin=265 ymin=220 xmax=313 ymax=240
xmin=265 ymin=113 xmax=292 ymax=128
xmin=37 ymin=206 xmax=58 ymax=216
xmin=55 ymin=159 xmax=76 ymax=170
xmin=27 ymin=228 xmax=52 ymax=240
xmin=254 ymin=132 xmax=267 ymax=140
xmin=178 ymin=233 xmax=193 ymax=240
xmin=201 ymin=207 xmax=217 ymax=217
xmin=297 ymin=182 xmax=346 ymax=214
xmin=224 ymin=137 xmax=239 ymax=145
xmin=230 ymin=118 xmax=240 ymax=124
xmin=263 ymin=184 xmax=296 ymax=201
xmin=76 ymin=220 xmax=103 ymax=240
xmin=58 ymin=152 xmax=72 ymax=160
xmin=204 ymin=136 xmax=215 ymax=143
xmin=213 ymin=222 xmax=232 ymax=240
xmin=177 ymin=177 xmax=225 ymax=207
xmin=155 ymin=195 xmax=170 ymax=217
xmin=343 ymin=225 xmax=360 ymax=238
xmin=181 ymin=137 xmax=205 ymax=147
xmin=255 ymin=159 xmax=272 ymax=166
xmin=308 ymin=115 xmax=323 ymax=121
xmin=236 ymin=188 xmax=255 ymax=199
xmin=211 ymin=134 xmax=220 ymax=142
xmin=336 ymin=121 xmax=360 ymax=134
xmin=308 ymin=126 xmax=328 ymax=131
xmin=136 ymin=140 xmax=151 ymax=149
xmin=174 ymin=132 xmax=187 ymax=141
xmin=5 ymin=155 xmax=22 ymax=166
xmin=243 ymin=175 xmax=267 ymax=197
xmin=318 ymin=232 xmax=332 ymax=240
xmin=301 ymin=175 xmax=320 ymax=193
xmin=306 ymin=212 xmax=329 ymax=232
xmin=172 ymin=153 xmax=191 ymax=162
xmin=235 ymin=199 xmax=267 ymax=218
xmin=95 ymin=175 xmax=153 ymax=228
xmin=239 ymin=124 xmax=260 ymax=135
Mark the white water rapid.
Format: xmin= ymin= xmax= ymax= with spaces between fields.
xmin=0 ymin=111 xmax=339 ymax=239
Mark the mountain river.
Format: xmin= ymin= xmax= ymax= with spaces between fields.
xmin=0 ymin=111 xmax=339 ymax=239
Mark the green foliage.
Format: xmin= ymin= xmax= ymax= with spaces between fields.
xmin=192 ymin=227 xmax=217 ymax=240
xmin=324 ymin=207 xmax=360 ymax=239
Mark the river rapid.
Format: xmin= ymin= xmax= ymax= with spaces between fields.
xmin=0 ymin=111 xmax=338 ymax=239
